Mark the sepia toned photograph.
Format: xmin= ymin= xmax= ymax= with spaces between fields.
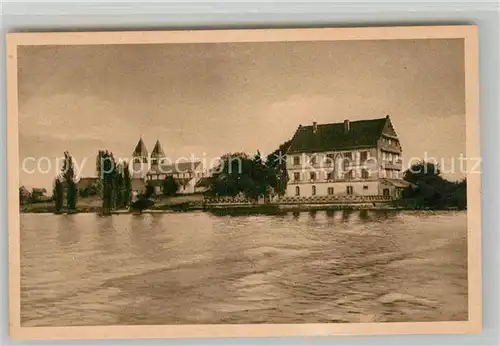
xmin=6 ymin=26 xmax=481 ymax=339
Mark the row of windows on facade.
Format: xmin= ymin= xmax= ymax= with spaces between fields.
xmin=146 ymin=172 xmax=203 ymax=181
xmin=292 ymin=151 xmax=371 ymax=166
xmin=382 ymin=137 xmax=398 ymax=147
xmin=292 ymin=168 xmax=400 ymax=182
xmin=292 ymin=150 xmax=401 ymax=166
xmin=294 ymin=185 xmax=367 ymax=196
xmin=382 ymin=151 xmax=402 ymax=162
xmin=293 ymin=169 xmax=371 ymax=181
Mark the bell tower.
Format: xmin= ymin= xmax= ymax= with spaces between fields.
xmin=150 ymin=139 xmax=166 ymax=171
xmin=132 ymin=137 xmax=149 ymax=179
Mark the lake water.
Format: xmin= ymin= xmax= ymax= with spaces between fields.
xmin=20 ymin=210 xmax=468 ymax=326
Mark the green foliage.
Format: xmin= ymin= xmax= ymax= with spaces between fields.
xmin=19 ymin=187 xmax=29 ymax=205
xmin=30 ymin=188 xmax=47 ymax=203
xmin=98 ymin=150 xmax=116 ymax=215
xmin=130 ymin=193 xmax=154 ymax=212
xmin=266 ymin=140 xmax=292 ymax=196
xmin=206 ymin=151 xmax=274 ymax=200
xmin=114 ymin=163 xmax=125 ymax=208
xmin=123 ymin=162 xmax=132 ymax=207
xmin=62 ymin=151 xmax=77 ymax=210
xmin=145 ymin=184 xmax=155 ymax=199
xmin=402 ymin=161 xmax=467 ymax=210
xmin=79 ymin=184 xmax=99 ymax=198
xmin=53 ymin=178 xmax=64 ymax=212
xmin=67 ymin=181 xmax=77 ymax=210
xmin=97 ymin=152 xmax=133 ymax=214
xmin=162 ymin=176 xmax=180 ymax=196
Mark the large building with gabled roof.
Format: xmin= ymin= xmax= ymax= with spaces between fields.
xmin=285 ymin=115 xmax=408 ymax=198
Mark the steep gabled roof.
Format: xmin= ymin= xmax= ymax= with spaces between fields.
xmin=132 ymin=138 xmax=148 ymax=157
xmin=151 ymin=140 xmax=166 ymax=158
xmin=287 ymin=116 xmax=389 ymax=154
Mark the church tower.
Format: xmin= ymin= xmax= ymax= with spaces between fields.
xmin=132 ymin=137 xmax=149 ymax=179
xmin=150 ymin=139 xmax=166 ymax=170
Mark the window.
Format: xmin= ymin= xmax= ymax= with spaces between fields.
xmin=346 ymin=186 xmax=354 ymax=195
xmin=363 ymin=185 xmax=369 ymax=190
xmin=327 ymin=172 xmax=334 ymax=180
xmin=293 ymin=156 xmax=301 ymax=165
xmin=344 ymin=170 xmax=353 ymax=180
xmin=312 ymin=185 xmax=316 ymax=196
xmin=327 ymin=187 xmax=334 ymax=195
xmin=360 ymin=151 xmax=368 ymax=161
xmin=295 ymin=186 xmax=300 ymax=196
xmin=309 ymin=155 xmax=316 ymax=165
xmin=293 ymin=172 xmax=301 ymax=181
xmin=310 ymin=172 xmax=317 ymax=181
xmin=361 ymin=169 xmax=369 ymax=179
xmin=151 ymin=158 xmax=158 ymax=165
xmin=344 ymin=152 xmax=352 ymax=160
xmin=383 ymin=188 xmax=390 ymax=197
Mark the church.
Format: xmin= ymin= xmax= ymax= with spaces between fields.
xmin=130 ymin=138 xmax=207 ymax=196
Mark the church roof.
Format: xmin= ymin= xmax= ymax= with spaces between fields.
xmin=151 ymin=140 xmax=166 ymax=158
xmin=132 ymin=138 xmax=148 ymax=157
xmin=287 ymin=116 xmax=390 ymax=154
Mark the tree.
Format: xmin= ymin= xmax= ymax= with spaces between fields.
xmin=145 ymin=183 xmax=155 ymax=199
xmin=62 ymin=151 xmax=77 ymax=211
xmin=123 ymin=162 xmax=132 ymax=207
xmin=130 ymin=193 xmax=154 ymax=213
xmin=19 ymin=187 xmax=29 ymax=205
xmin=53 ymin=177 xmax=64 ymax=212
xmin=114 ymin=163 xmax=125 ymax=208
xmin=206 ymin=152 xmax=274 ymax=200
xmin=97 ymin=150 xmax=117 ymax=215
xmin=162 ymin=176 xmax=180 ymax=196
xmin=402 ymin=161 xmax=467 ymax=209
xmin=266 ymin=140 xmax=292 ymax=196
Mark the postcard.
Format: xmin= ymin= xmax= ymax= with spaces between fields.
xmin=6 ymin=25 xmax=481 ymax=340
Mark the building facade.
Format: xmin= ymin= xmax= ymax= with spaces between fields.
xmin=131 ymin=138 xmax=207 ymax=195
xmin=285 ymin=115 xmax=408 ymax=199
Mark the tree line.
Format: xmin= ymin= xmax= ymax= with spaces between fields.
xmin=401 ymin=161 xmax=467 ymax=210
xmin=52 ymin=151 xmax=78 ymax=213
xmin=52 ymin=150 xmax=133 ymax=214
xmin=50 ymin=149 xmax=467 ymax=212
xmin=204 ymin=140 xmax=292 ymax=200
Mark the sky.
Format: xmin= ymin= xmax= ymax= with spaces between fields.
xmin=18 ymin=38 xmax=466 ymax=190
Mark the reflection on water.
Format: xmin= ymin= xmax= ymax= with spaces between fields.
xmin=20 ymin=210 xmax=468 ymax=326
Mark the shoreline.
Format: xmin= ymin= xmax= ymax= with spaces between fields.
xmin=20 ymin=203 xmax=464 ymax=215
